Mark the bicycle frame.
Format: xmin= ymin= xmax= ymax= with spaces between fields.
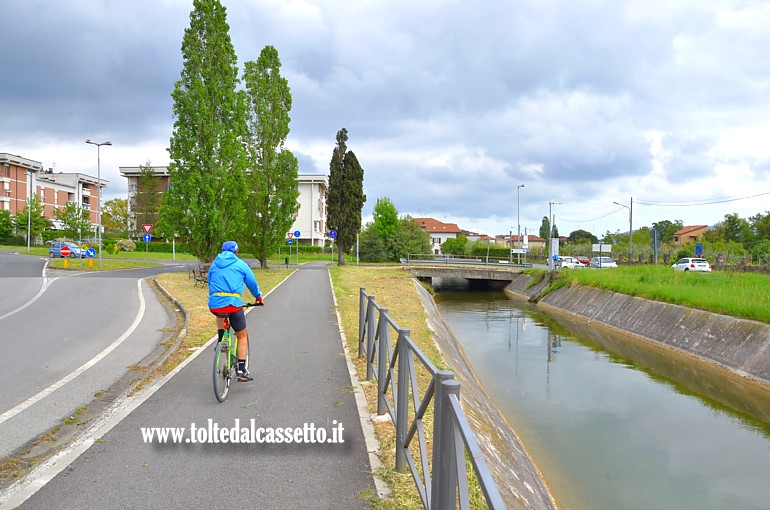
xmin=212 ymin=303 xmax=259 ymax=402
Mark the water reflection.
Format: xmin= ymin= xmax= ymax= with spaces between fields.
xmin=434 ymin=289 xmax=770 ymax=510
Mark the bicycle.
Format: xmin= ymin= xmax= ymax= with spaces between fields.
xmin=212 ymin=302 xmax=261 ymax=402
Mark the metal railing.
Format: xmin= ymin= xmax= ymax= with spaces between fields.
xmin=358 ymin=288 xmax=507 ymax=509
xmin=401 ymin=253 xmax=532 ymax=269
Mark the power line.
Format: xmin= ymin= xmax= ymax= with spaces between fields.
xmin=560 ymin=205 xmax=626 ymax=223
xmin=636 ymin=189 xmax=770 ymax=207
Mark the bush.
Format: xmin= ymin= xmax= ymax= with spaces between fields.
xmin=116 ymin=239 xmax=136 ymax=252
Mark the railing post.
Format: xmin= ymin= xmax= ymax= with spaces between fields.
xmin=365 ymin=296 xmax=377 ymax=376
xmin=376 ymin=311 xmax=390 ymax=415
xmin=395 ymin=328 xmax=410 ymax=473
xmin=358 ymin=288 xmax=366 ymax=358
xmin=430 ymin=371 xmax=456 ymax=510
xmin=362 ymin=294 xmax=376 ymax=360
xmin=368 ymin=307 xmax=386 ymax=381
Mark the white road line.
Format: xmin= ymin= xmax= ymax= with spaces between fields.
xmin=0 ymin=260 xmax=53 ymax=322
xmin=0 ymin=279 xmax=146 ymax=426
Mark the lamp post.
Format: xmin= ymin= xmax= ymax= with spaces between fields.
xmin=517 ymin=184 xmax=525 ymax=264
xmin=26 ymin=171 xmax=32 ymax=253
xmin=85 ymin=139 xmax=111 ymax=267
xmin=613 ymin=197 xmax=633 ymax=263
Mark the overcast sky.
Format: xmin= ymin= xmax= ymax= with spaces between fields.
xmin=3 ymin=0 xmax=770 ymax=239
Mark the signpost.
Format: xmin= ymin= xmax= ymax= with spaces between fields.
xmin=329 ymin=230 xmax=337 ymax=264
xmin=294 ymin=231 xmax=300 ymax=264
xmin=60 ymin=245 xmax=71 ymax=257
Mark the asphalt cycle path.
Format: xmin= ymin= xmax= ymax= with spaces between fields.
xmin=0 ymin=257 xmax=186 ymax=460
xmin=14 ymin=262 xmax=376 ymax=509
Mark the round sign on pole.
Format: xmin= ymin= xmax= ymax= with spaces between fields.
xmin=86 ymin=248 xmax=96 ymax=258
xmin=329 ymin=229 xmax=337 ymax=239
xmin=60 ymin=245 xmax=71 ymax=257
xmin=294 ymin=230 xmax=301 ymax=238
xmin=143 ymin=233 xmax=152 ymax=242
xmin=288 ymin=239 xmax=294 ymax=245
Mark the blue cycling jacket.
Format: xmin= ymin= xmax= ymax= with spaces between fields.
xmin=207 ymin=251 xmax=261 ymax=309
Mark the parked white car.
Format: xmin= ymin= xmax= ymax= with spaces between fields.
xmin=589 ymin=257 xmax=617 ymax=268
xmin=557 ymin=256 xmax=585 ymax=269
xmin=672 ymin=258 xmax=712 ymax=272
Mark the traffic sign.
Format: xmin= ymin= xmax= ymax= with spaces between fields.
xmin=143 ymin=234 xmax=152 ymax=242
xmin=142 ymin=224 xmax=152 ymax=234
xmin=288 ymin=232 xmax=294 ymax=239
xmin=294 ymin=230 xmax=301 ymax=238
xmin=86 ymin=248 xmax=96 ymax=258
xmin=60 ymin=245 xmax=71 ymax=257
xmin=329 ymin=229 xmax=337 ymax=239
xmin=288 ymin=239 xmax=294 ymax=245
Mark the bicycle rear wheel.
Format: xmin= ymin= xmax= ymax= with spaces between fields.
xmin=213 ymin=340 xmax=232 ymax=402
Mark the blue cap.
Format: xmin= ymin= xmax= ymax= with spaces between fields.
xmin=222 ymin=241 xmax=239 ymax=253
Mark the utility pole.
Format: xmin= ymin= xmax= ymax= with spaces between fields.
xmin=548 ymin=201 xmax=561 ymax=269
xmin=613 ymin=197 xmax=633 ymax=263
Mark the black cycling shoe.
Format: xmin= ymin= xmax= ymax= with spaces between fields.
xmin=236 ymin=368 xmax=253 ymax=382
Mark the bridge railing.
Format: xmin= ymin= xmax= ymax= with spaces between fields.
xmin=401 ymin=253 xmax=531 ymax=269
xmin=358 ymin=288 xmax=507 ymax=509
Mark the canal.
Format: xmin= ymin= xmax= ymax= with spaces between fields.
xmin=433 ymin=288 xmax=770 ymax=510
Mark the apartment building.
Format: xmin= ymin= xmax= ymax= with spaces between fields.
xmin=1 ymin=152 xmax=106 ymax=227
xmin=119 ymin=166 xmax=328 ymax=246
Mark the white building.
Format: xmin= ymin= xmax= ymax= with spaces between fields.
xmin=119 ymin=167 xmax=327 ymax=246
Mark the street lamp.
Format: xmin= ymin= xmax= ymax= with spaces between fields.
xmin=613 ymin=197 xmax=633 ymax=263
xmin=85 ymin=139 xmax=111 ymax=267
xmin=26 ymin=170 xmax=32 ymax=253
xmin=517 ymin=184 xmax=525 ymax=264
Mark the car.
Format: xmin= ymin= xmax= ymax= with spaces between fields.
xmin=557 ymin=256 xmax=585 ymax=269
xmin=589 ymin=256 xmax=617 ymax=268
xmin=49 ymin=241 xmax=86 ymax=258
xmin=575 ymin=256 xmax=591 ymax=266
xmin=672 ymin=257 xmax=712 ymax=272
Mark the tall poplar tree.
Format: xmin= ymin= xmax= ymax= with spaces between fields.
xmin=160 ymin=0 xmax=248 ymax=262
xmin=241 ymin=45 xmax=299 ymax=268
xmin=133 ymin=162 xmax=161 ymax=236
xmin=326 ymin=128 xmax=366 ymax=265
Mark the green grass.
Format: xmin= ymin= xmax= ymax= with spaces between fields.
xmin=562 ymin=266 xmax=770 ymax=323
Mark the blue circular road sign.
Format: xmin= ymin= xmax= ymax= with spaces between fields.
xmin=143 ymin=233 xmax=152 ymax=242
xmin=86 ymin=248 xmax=96 ymax=258
xmin=329 ymin=229 xmax=337 ymax=239
xmin=288 ymin=239 xmax=294 ymax=245
xmin=294 ymin=230 xmax=301 ymax=238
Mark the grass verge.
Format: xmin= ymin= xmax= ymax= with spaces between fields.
xmin=329 ymin=265 xmax=456 ymax=509
xmin=561 ymin=266 xmax=770 ymax=323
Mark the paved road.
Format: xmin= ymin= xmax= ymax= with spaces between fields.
xmin=0 ymin=251 xmax=186 ymax=459
xmin=10 ymin=262 xmax=375 ymax=509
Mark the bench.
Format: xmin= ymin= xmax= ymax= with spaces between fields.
xmin=192 ymin=263 xmax=211 ymax=287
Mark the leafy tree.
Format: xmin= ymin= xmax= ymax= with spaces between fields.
xmin=390 ymin=216 xmax=431 ymax=260
xmin=749 ymin=211 xmax=770 ymax=241
xmin=441 ymin=235 xmax=468 ymax=255
xmin=651 ymin=219 xmax=683 ymax=244
xmin=539 ymin=216 xmax=558 ymax=239
xmin=102 ymin=198 xmax=129 ymax=236
xmin=159 ymin=0 xmax=248 ymax=262
xmin=14 ymin=194 xmax=48 ymax=243
xmin=327 ymin=128 xmax=366 ymax=265
xmin=0 ymin=210 xmax=12 ymax=241
xmin=54 ymin=203 xmax=93 ymax=241
xmin=539 ymin=217 xmax=550 ymax=240
xmin=567 ymin=229 xmax=598 ymax=245
xmin=709 ymin=213 xmax=753 ymax=246
xmin=358 ymin=223 xmax=388 ymax=262
xmin=241 ymin=45 xmax=299 ymax=268
xmin=133 ymin=162 xmax=161 ymax=235
xmin=372 ymin=197 xmax=399 ymax=240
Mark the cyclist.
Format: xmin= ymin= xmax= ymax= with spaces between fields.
xmin=208 ymin=241 xmax=263 ymax=382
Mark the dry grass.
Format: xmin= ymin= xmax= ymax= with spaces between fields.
xmin=329 ymin=265 xmax=450 ymax=509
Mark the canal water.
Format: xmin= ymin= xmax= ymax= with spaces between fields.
xmin=433 ymin=288 xmax=770 ymax=510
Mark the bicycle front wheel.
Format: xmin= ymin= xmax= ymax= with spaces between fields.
xmin=213 ymin=341 xmax=231 ymax=402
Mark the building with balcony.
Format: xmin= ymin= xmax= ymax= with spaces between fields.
xmin=1 ymin=152 xmax=106 ymax=229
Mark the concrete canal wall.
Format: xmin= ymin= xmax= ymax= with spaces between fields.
xmin=504 ymin=274 xmax=770 ymax=388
